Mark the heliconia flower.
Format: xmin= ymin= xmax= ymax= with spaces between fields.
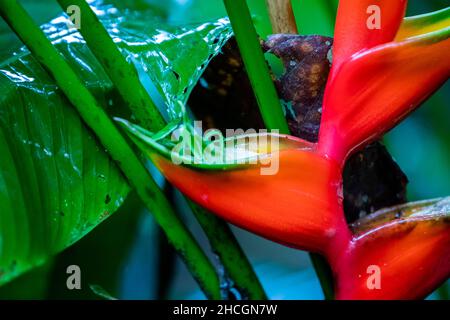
xmin=118 ymin=120 xmax=351 ymax=255
xmin=119 ymin=1 xmax=450 ymax=300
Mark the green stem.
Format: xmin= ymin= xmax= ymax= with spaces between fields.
xmin=54 ymin=0 xmax=265 ymax=299
xmin=310 ymin=253 xmax=334 ymax=300
xmin=189 ymin=201 xmax=266 ymax=300
xmin=0 ymin=0 xmax=220 ymax=300
xmin=224 ymin=0 xmax=335 ymax=299
xmin=56 ymin=0 xmax=165 ymax=132
xmin=436 ymin=281 xmax=449 ymax=300
xmin=223 ymin=0 xmax=290 ymax=134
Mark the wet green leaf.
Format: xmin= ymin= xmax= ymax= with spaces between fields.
xmin=0 ymin=0 xmax=231 ymax=286
xmin=0 ymin=45 xmax=130 ymax=285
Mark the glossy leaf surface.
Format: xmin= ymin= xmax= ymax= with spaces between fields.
xmin=0 ymin=0 xmax=231 ymax=285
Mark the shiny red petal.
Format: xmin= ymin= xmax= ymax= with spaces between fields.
xmin=319 ymin=33 xmax=450 ymax=160
xmin=335 ymin=215 xmax=450 ymax=299
xmin=331 ymin=0 xmax=407 ymax=78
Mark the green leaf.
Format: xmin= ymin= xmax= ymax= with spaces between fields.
xmin=0 ymin=0 xmax=60 ymax=60
xmin=118 ymin=118 xmax=311 ymax=171
xmin=0 ymin=45 xmax=130 ymax=285
xmin=0 ymin=0 xmax=231 ymax=286
xmin=111 ymin=18 xmax=232 ymax=120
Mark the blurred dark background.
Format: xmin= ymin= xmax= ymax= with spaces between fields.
xmin=0 ymin=0 xmax=448 ymax=299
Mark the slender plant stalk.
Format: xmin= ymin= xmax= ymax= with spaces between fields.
xmin=0 ymin=0 xmax=220 ymax=300
xmin=189 ymin=201 xmax=266 ymax=299
xmin=224 ymin=0 xmax=335 ymax=299
xmin=262 ymin=0 xmax=336 ymax=300
xmin=325 ymin=0 xmax=339 ymax=23
xmin=310 ymin=253 xmax=334 ymax=299
xmin=223 ymin=0 xmax=290 ymax=134
xmin=265 ymin=0 xmax=298 ymax=34
xmin=56 ymin=0 xmax=165 ymax=132
xmin=55 ymin=0 xmax=265 ymax=299
xmin=437 ymin=282 xmax=449 ymax=300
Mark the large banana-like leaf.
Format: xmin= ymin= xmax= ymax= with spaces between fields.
xmin=0 ymin=0 xmax=231 ymax=285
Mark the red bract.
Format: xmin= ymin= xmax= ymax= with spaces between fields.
xmin=320 ymin=2 xmax=450 ymax=161
xmin=331 ymin=0 xmax=407 ymax=76
xmin=334 ymin=198 xmax=450 ymax=300
xmin=124 ymin=1 xmax=450 ymax=299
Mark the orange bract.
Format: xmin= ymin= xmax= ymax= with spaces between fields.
xmin=152 ymin=148 xmax=351 ymax=255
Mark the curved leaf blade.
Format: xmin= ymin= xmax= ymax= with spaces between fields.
xmin=0 ymin=0 xmax=234 ymax=286
xmin=0 ymin=58 xmax=130 ymax=285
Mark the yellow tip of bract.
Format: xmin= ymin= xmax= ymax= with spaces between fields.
xmin=396 ymin=6 xmax=450 ymax=41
